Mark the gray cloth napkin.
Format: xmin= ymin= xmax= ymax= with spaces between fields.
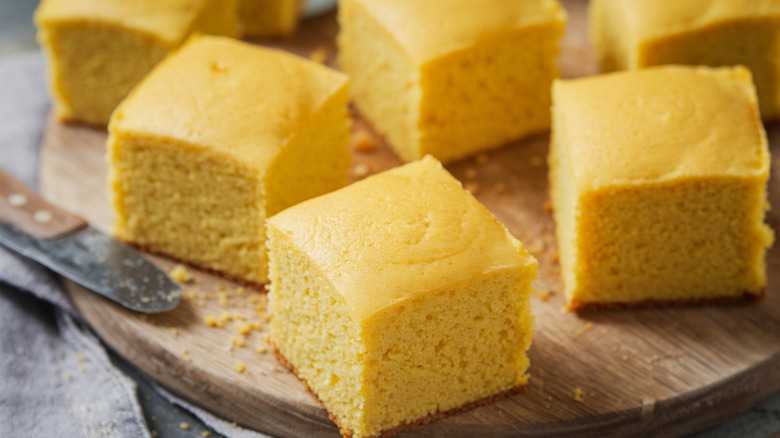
xmin=0 ymin=52 xmax=270 ymax=438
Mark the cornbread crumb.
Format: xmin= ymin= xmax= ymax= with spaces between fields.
xmin=351 ymin=129 xmax=377 ymax=152
xmin=463 ymin=182 xmax=480 ymax=195
xmin=180 ymin=422 xmax=190 ymax=430
xmin=573 ymin=387 xmax=584 ymax=402
xmin=219 ymin=311 xmax=233 ymax=325
xmin=151 ymin=431 xmax=158 ymax=437
xmin=170 ymin=328 xmax=179 ymax=337
xmin=550 ymin=251 xmax=560 ymax=263
xmin=202 ymin=431 xmax=212 ymax=437
xmin=64 ymin=372 xmax=73 ymax=380
xmin=256 ymin=345 xmax=268 ymax=354
xmin=353 ymin=163 xmax=370 ymax=178
xmin=542 ymin=201 xmax=553 ymax=212
xmin=235 ymin=362 xmax=246 ymax=373
xmin=75 ymin=353 xmax=85 ymax=363
xmin=237 ymin=323 xmax=253 ymax=336
xmin=204 ymin=313 xmax=221 ymax=328
xmin=182 ymin=349 xmax=189 ymax=358
xmin=526 ymin=240 xmax=545 ymax=255
xmin=535 ymin=290 xmax=553 ymax=302
xmin=309 ymin=46 xmax=329 ymax=64
xmin=231 ymin=337 xmax=246 ymax=348
xmin=574 ymin=322 xmax=594 ymax=337
xmin=169 ymin=264 xmax=194 ymax=283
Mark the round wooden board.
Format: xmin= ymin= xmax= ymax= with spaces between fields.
xmin=38 ymin=2 xmax=780 ymax=437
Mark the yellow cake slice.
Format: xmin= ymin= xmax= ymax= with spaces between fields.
xmin=237 ymin=0 xmax=301 ymax=38
xmin=267 ymin=156 xmax=537 ymax=438
xmin=107 ymin=35 xmax=350 ymax=285
xmin=549 ymin=65 xmax=773 ymax=311
xmin=34 ymin=0 xmax=239 ymax=126
xmin=590 ymin=0 xmax=780 ymax=119
xmin=338 ymin=0 xmax=566 ymax=163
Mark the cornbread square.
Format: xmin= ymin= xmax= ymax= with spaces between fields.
xmin=237 ymin=0 xmax=301 ymax=38
xmin=590 ymin=0 xmax=780 ymax=119
xmin=338 ymin=0 xmax=566 ymax=163
xmin=268 ymin=156 xmax=537 ymax=438
xmin=548 ymin=66 xmax=774 ymax=311
xmin=108 ymin=35 xmax=350 ymax=285
xmin=34 ymin=0 xmax=239 ymax=126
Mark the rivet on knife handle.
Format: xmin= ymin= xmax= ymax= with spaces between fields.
xmin=0 ymin=169 xmax=87 ymax=239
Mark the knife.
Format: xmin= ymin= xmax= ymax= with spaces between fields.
xmin=0 ymin=169 xmax=180 ymax=313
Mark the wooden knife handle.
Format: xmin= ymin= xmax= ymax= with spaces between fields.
xmin=0 ymin=168 xmax=87 ymax=239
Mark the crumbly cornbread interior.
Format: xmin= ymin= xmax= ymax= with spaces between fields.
xmin=590 ymin=0 xmax=780 ymax=119
xmin=108 ymin=36 xmax=350 ymax=284
xmin=417 ymin=25 xmax=561 ymax=163
xmin=109 ymin=138 xmax=269 ymax=284
xmin=34 ymin=0 xmax=237 ymax=125
xmin=37 ymin=24 xmax=169 ymax=126
xmin=338 ymin=0 xmax=565 ymax=163
xmin=268 ymin=157 xmax=536 ymax=438
xmin=549 ymin=66 xmax=773 ymax=310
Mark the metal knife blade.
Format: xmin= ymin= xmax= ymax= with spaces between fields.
xmin=0 ymin=169 xmax=180 ymax=313
xmin=0 ymin=223 xmax=180 ymax=312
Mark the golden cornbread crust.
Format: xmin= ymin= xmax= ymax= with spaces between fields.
xmin=271 ymin=343 xmax=526 ymax=438
xmin=118 ymin=239 xmax=267 ymax=291
xmin=568 ymin=289 xmax=765 ymax=313
xmin=108 ymin=36 xmax=351 ymax=285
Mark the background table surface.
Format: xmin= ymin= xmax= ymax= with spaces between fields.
xmin=1 ymin=0 xmax=779 ymax=437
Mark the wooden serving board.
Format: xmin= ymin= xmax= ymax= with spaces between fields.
xmin=38 ymin=2 xmax=780 ymax=437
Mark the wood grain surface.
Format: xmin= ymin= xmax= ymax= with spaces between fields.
xmin=38 ymin=2 xmax=780 ymax=437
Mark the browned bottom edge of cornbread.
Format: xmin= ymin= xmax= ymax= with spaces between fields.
xmin=117 ymin=239 xmax=268 ymax=291
xmin=271 ymin=342 xmax=527 ymax=438
xmin=567 ymin=289 xmax=765 ymax=313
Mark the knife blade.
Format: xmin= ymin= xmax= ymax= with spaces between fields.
xmin=0 ymin=169 xmax=180 ymax=313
